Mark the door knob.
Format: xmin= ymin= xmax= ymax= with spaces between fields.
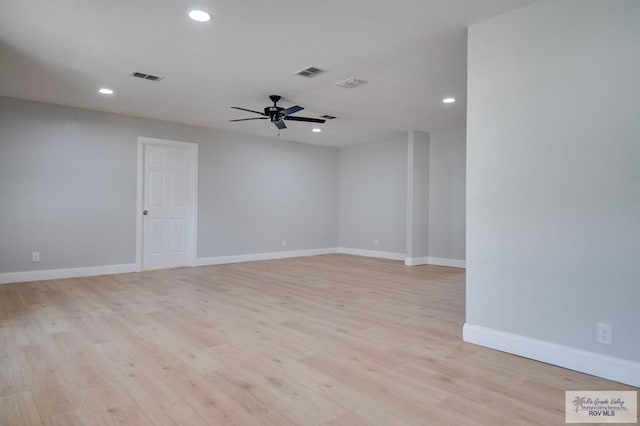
xmin=143 ymin=210 xmax=148 ymax=215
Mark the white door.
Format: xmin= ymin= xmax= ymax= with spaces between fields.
xmin=142 ymin=141 xmax=196 ymax=270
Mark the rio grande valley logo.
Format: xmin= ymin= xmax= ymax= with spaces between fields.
xmin=566 ymin=391 xmax=637 ymax=423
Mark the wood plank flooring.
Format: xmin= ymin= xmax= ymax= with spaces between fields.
xmin=0 ymin=254 xmax=636 ymax=425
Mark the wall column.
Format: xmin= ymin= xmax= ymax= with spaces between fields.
xmin=405 ymin=130 xmax=429 ymax=265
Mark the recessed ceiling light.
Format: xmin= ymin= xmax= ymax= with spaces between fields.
xmin=98 ymin=88 xmax=114 ymax=95
xmin=188 ymin=10 xmax=211 ymax=22
xmin=442 ymin=97 xmax=456 ymax=104
xmin=312 ymin=128 xmax=322 ymax=133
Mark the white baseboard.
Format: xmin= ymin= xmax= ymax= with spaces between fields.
xmin=337 ymin=247 xmax=406 ymax=261
xmin=463 ymin=323 xmax=640 ymax=388
xmin=197 ymin=247 xmax=338 ymax=266
xmin=337 ymin=250 xmax=466 ymax=268
xmin=0 ymin=251 xmax=464 ymax=284
xmin=427 ymin=257 xmax=466 ymax=268
xmin=405 ymin=257 xmax=465 ymax=267
xmin=405 ymin=257 xmax=428 ymax=266
xmin=0 ymin=263 xmax=138 ymax=285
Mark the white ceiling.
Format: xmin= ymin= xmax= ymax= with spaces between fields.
xmin=0 ymin=0 xmax=534 ymax=146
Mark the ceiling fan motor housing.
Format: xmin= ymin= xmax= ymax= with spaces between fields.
xmin=265 ymin=106 xmax=283 ymax=121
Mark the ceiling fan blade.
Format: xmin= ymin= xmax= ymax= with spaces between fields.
xmin=231 ymin=106 xmax=266 ymax=116
xmin=281 ymin=105 xmax=304 ymax=116
xmin=284 ymin=116 xmax=326 ymax=123
xmin=229 ymin=117 xmax=269 ymax=122
xmin=274 ymin=120 xmax=287 ymax=129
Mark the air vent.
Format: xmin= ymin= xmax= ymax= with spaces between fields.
xmin=320 ymin=115 xmax=337 ymax=120
xmin=130 ymin=72 xmax=164 ymax=82
xmin=336 ymin=77 xmax=366 ymax=88
xmin=295 ymin=66 xmax=326 ymax=78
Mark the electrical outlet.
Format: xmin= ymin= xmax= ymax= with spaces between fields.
xmin=374 ymin=239 xmax=379 ymax=247
xmin=281 ymin=240 xmax=287 ymax=247
xmin=32 ymin=251 xmax=40 ymax=263
xmin=596 ymin=322 xmax=612 ymax=345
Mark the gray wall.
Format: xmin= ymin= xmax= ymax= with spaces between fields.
xmin=467 ymin=0 xmax=640 ymax=361
xmin=429 ymin=128 xmax=466 ymax=260
xmin=0 ymin=97 xmax=338 ymax=273
xmin=199 ymin=133 xmax=338 ymax=256
xmin=338 ymin=130 xmax=466 ymax=261
xmin=0 ymin=96 xmax=465 ymax=275
xmin=338 ymin=137 xmax=408 ymax=254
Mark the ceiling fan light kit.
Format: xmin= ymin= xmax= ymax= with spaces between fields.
xmin=230 ymin=95 xmax=326 ymax=130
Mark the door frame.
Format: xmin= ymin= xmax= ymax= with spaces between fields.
xmin=135 ymin=136 xmax=198 ymax=271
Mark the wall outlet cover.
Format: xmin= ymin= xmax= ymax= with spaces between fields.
xmin=596 ymin=322 xmax=612 ymax=345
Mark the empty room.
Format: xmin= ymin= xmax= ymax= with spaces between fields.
xmin=1 ymin=0 xmax=638 ymax=425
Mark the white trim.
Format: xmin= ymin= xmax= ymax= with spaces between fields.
xmin=0 ymin=248 xmax=412 ymax=284
xmin=463 ymin=323 xmax=640 ymax=388
xmin=405 ymin=257 xmax=466 ymax=267
xmin=427 ymin=257 xmax=466 ymax=268
xmin=135 ymin=141 xmax=144 ymax=271
xmin=337 ymin=247 xmax=405 ymax=261
xmin=136 ymin=137 xmax=198 ymax=271
xmin=405 ymin=257 xmax=428 ymax=266
xmin=0 ymin=252 xmax=463 ymax=284
xmin=197 ymin=248 xmax=338 ymax=266
xmin=0 ymin=264 xmax=137 ymax=285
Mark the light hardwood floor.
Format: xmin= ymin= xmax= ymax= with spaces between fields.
xmin=0 ymin=254 xmax=636 ymax=425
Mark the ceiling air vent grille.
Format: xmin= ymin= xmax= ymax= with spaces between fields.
xmin=295 ymin=66 xmax=326 ymax=78
xmin=320 ymin=115 xmax=337 ymax=120
xmin=131 ymin=72 xmax=164 ymax=82
xmin=336 ymin=77 xmax=366 ymax=88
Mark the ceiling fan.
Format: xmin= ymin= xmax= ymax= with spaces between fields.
xmin=230 ymin=95 xmax=326 ymax=130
